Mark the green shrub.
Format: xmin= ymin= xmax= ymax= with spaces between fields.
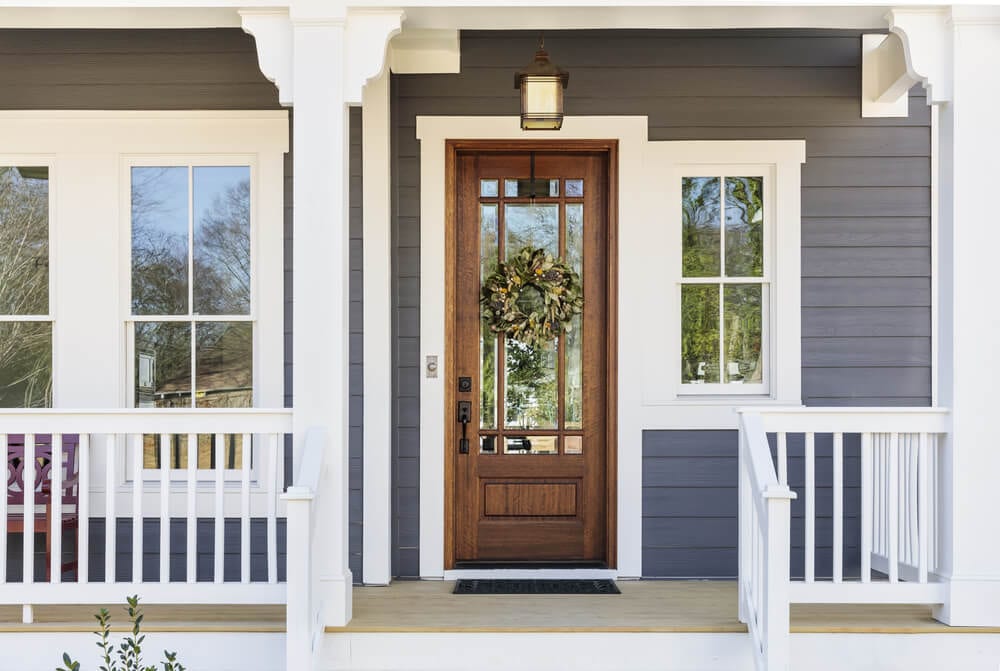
xmin=56 ymin=595 xmax=186 ymax=671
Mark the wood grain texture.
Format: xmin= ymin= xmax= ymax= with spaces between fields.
xmin=484 ymin=483 xmax=578 ymax=517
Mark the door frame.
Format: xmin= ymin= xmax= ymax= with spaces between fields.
xmin=443 ymin=139 xmax=619 ymax=570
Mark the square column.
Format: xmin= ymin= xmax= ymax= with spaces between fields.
xmin=291 ymin=18 xmax=353 ymax=626
xmin=932 ymin=8 xmax=1000 ymax=626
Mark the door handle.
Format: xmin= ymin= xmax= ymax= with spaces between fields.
xmin=457 ymin=401 xmax=472 ymax=454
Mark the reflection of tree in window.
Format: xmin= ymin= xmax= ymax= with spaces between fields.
xmin=505 ymin=338 xmax=558 ymax=429
xmin=0 ymin=167 xmax=51 ymax=407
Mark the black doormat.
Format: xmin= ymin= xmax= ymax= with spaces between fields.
xmin=453 ymin=579 xmax=620 ymax=595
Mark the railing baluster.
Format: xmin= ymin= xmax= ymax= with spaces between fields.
xmin=214 ymin=433 xmax=225 ymax=584
xmin=860 ymin=432 xmax=872 ymax=583
xmin=186 ymin=433 xmax=197 ymax=583
xmin=776 ymin=432 xmax=787 ymax=485
xmin=907 ymin=434 xmax=919 ymax=566
xmin=0 ymin=434 xmax=7 ymax=583
xmin=832 ymin=432 xmax=843 ymax=583
xmin=240 ymin=433 xmax=251 ymax=584
xmin=267 ymin=433 xmax=278 ymax=584
xmin=888 ymin=432 xmax=899 ymax=583
xmin=804 ymin=432 xmax=815 ymax=583
xmin=159 ymin=434 xmax=170 ymax=584
xmin=132 ymin=434 xmax=143 ymax=583
xmin=23 ymin=434 xmax=35 ymax=585
xmin=50 ymin=433 xmax=63 ymax=583
xmin=918 ymin=432 xmax=930 ymax=583
xmin=78 ymin=434 xmax=90 ymax=584
xmin=105 ymin=434 xmax=116 ymax=584
xmin=875 ymin=434 xmax=884 ymax=556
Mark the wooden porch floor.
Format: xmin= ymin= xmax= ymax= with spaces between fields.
xmin=3 ymin=581 xmax=999 ymax=634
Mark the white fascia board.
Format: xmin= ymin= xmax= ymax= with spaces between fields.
xmin=390 ymin=28 xmax=460 ymax=74
xmin=0 ymin=6 xmax=270 ymax=29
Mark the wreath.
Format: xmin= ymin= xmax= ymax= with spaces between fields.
xmin=480 ymin=246 xmax=584 ymax=346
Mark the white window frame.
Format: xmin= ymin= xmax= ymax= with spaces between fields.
xmin=641 ymin=141 xmax=804 ymax=409
xmin=0 ymin=157 xmax=56 ymax=408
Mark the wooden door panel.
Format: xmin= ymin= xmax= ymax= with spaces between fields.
xmin=451 ymin=144 xmax=613 ymax=566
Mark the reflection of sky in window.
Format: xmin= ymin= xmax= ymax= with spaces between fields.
xmin=193 ymin=166 xmax=249 ymax=225
xmin=132 ymin=167 xmax=187 ymax=239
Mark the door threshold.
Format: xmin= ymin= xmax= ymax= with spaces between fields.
xmin=443 ymin=568 xmax=618 ymax=581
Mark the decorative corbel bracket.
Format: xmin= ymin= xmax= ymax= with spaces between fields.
xmin=888 ymin=7 xmax=952 ymax=105
xmin=240 ymin=9 xmax=295 ymax=107
xmin=344 ymin=8 xmax=406 ymax=105
xmin=861 ymin=33 xmax=915 ymax=117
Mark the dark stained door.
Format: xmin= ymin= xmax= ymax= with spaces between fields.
xmin=453 ymin=149 xmax=610 ymax=564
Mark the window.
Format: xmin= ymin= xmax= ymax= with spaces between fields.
xmin=129 ymin=164 xmax=254 ymax=469
xmin=680 ymin=174 xmax=768 ymax=394
xmin=0 ymin=165 xmax=52 ymax=407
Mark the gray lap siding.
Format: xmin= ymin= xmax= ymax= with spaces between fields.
xmin=393 ymin=30 xmax=930 ymax=577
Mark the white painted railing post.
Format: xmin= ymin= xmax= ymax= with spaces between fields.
xmin=282 ymin=486 xmax=315 ymax=671
xmin=762 ymin=488 xmax=793 ymax=671
xmin=737 ymin=426 xmax=748 ymax=625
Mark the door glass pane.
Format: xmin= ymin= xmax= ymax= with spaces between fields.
xmin=193 ymin=166 xmax=251 ymax=315
xmin=565 ymin=314 xmax=582 ymax=429
xmin=725 ymin=177 xmax=764 ymax=277
xmin=505 ymin=337 xmax=558 ymax=429
xmin=681 ymin=284 xmax=720 ymax=384
xmin=504 ymin=435 xmax=558 ymax=455
xmin=131 ymin=167 xmax=189 ymax=315
xmin=564 ymin=436 xmax=583 ymax=455
xmin=505 ymin=204 xmax=558 ymax=257
xmin=480 ymin=435 xmax=497 ymax=454
xmin=195 ymin=321 xmax=253 ymax=408
xmin=723 ymin=284 xmax=763 ymax=384
xmin=480 ymin=179 xmax=499 ymax=198
xmin=565 ymin=179 xmax=584 ymax=197
xmin=565 ymin=203 xmax=583 ymax=277
xmin=135 ymin=321 xmax=192 ymax=407
xmin=0 ymin=166 xmax=49 ymax=315
xmin=0 ymin=321 xmax=51 ymax=408
xmin=480 ymin=204 xmax=498 ymax=429
xmin=682 ymin=177 xmax=721 ymax=277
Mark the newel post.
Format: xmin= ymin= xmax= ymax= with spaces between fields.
xmin=891 ymin=6 xmax=1000 ymax=626
xmin=282 ymin=486 xmax=315 ymax=670
xmin=762 ymin=490 xmax=793 ymax=671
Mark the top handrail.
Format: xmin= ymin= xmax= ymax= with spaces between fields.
xmin=0 ymin=408 xmax=293 ymax=434
xmin=736 ymin=407 xmax=950 ymax=434
xmin=739 ymin=412 xmax=796 ymax=505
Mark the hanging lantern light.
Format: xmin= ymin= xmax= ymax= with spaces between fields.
xmin=514 ymin=34 xmax=569 ymax=131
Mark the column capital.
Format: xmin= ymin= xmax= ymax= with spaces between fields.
xmin=887 ymin=7 xmax=952 ymax=104
xmin=240 ymin=9 xmax=295 ymax=106
xmin=345 ymin=8 xmax=405 ymax=104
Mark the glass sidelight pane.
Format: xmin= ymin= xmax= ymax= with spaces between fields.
xmin=131 ymin=167 xmax=189 ymax=315
xmin=723 ymin=284 xmax=763 ymax=384
xmin=0 ymin=321 xmax=51 ymax=408
xmin=480 ymin=203 xmax=498 ymax=429
xmin=725 ymin=177 xmax=764 ymax=277
xmin=505 ymin=337 xmax=558 ymax=429
xmin=193 ymin=166 xmax=252 ymax=315
xmin=505 ymin=204 xmax=559 ymax=257
xmin=135 ymin=321 xmax=191 ymax=407
xmin=680 ymin=284 xmax=720 ymax=384
xmin=566 ymin=203 xmax=583 ymax=277
xmin=504 ymin=435 xmax=558 ymax=455
xmin=682 ymin=177 xmax=721 ymax=277
xmin=0 ymin=167 xmax=49 ymax=315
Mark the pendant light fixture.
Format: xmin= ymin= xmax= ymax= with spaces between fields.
xmin=514 ymin=34 xmax=569 ymax=130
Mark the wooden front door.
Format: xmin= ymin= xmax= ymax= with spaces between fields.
xmin=449 ymin=143 xmax=615 ymax=566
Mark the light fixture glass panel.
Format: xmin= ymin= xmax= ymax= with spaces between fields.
xmin=504 ymin=435 xmax=558 ymax=455
xmin=680 ymin=284 xmax=720 ymax=384
xmin=524 ymin=78 xmax=561 ymax=115
xmin=193 ymin=166 xmax=252 ymax=315
xmin=505 ymin=204 xmax=558 ymax=257
xmin=0 ymin=167 xmax=49 ymax=316
xmin=480 ymin=179 xmax=499 ymax=198
xmin=723 ymin=284 xmax=763 ymax=384
xmin=682 ymin=177 xmax=721 ymax=278
xmin=135 ymin=321 xmax=191 ymax=408
xmin=0 ymin=321 xmax=51 ymax=408
xmin=194 ymin=321 xmax=253 ymax=408
xmin=505 ymin=337 xmax=558 ymax=429
xmin=725 ymin=177 xmax=764 ymax=278
xmin=131 ymin=167 xmax=189 ymax=315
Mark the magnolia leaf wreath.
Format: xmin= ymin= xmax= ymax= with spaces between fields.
xmin=480 ymin=246 xmax=584 ymax=346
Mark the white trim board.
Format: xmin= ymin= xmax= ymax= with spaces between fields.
xmin=414 ymin=115 xmax=805 ymax=579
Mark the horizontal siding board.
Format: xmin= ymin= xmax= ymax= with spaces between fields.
xmin=650 ymin=126 xmax=930 ymax=157
xmin=643 ymin=457 xmax=737 ymax=488
xmin=802 ymin=367 xmax=931 ymax=398
xmin=643 ymin=486 xmax=737 ymax=518
xmin=802 ymin=278 xmax=930 ymax=307
xmin=801 ymin=307 xmax=930 ymax=337
xmin=801 ymin=247 xmax=931 ymax=278
xmin=802 ymin=337 xmax=931 ymax=367
xmin=804 ymin=396 xmax=932 ymax=406
xmin=802 ymin=187 xmax=931 ymax=218
xmin=802 ymin=157 xmax=930 ymax=187
xmin=642 ymin=430 xmax=737 ymax=457
xmin=801 ymin=217 xmax=930 ymax=247
xmin=643 ymin=548 xmax=737 ymax=578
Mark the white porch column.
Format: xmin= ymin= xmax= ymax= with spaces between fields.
xmin=291 ymin=14 xmax=354 ymax=626
xmin=893 ymin=6 xmax=1000 ymax=626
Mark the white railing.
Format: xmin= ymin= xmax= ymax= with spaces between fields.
xmin=738 ymin=412 xmax=796 ymax=671
xmin=738 ymin=407 xmax=950 ymax=671
xmin=0 ymin=409 xmax=292 ymax=621
xmin=283 ymin=426 xmax=326 ymax=671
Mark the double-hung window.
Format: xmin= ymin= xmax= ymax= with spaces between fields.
xmin=0 ymin=164 xmax=52 ymax=407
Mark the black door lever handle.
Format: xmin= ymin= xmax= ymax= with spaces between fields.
xmin=457 ymin=401 xmax=472 ymax=454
